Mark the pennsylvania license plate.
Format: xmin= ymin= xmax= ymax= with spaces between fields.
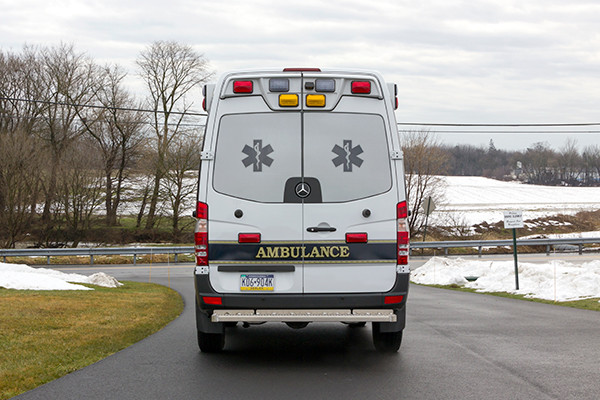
xmin=240 ymin=274 xmax=275 ymax=291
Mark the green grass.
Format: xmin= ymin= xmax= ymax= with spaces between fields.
xmin=0 ymin=282 xmax=183 ymax=399
xmin=420 ymin=283 xmax=600 ymax=311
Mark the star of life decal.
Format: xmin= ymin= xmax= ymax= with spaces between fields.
xmin=332 ymin=140 xmax=364 ymax=172
xmin=242 ymin=139 xmax=274 ymax=172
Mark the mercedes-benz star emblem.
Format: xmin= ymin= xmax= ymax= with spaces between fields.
xmin=295 ymin=182 xmax=311 ymax=198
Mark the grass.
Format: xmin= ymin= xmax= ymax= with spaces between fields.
xmin=420 ymin=283 xmax=600 ymax=312
xmin=0 ymin=281 xmax=183 ymax=399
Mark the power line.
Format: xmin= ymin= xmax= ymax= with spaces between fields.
xmin=0 ymin=112 xmax=206 ymax=127
xmin=0 ymin=96 xmax=207 ymax=117
xmin=398 ymin=122 xmax=600 ymax=127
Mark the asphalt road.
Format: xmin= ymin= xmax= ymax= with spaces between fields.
xmin=14 ymin=260 xmax=600 ymax=400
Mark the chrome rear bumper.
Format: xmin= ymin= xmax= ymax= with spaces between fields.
xmin=211 ymin=309 xmax=396 ymax=323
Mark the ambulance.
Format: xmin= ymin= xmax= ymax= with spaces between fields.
xmin=194 ymin=68 xmax=410 ymax=352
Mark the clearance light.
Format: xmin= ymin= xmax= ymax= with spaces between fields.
xmin=233 ymin=80 xmax=253 ymax=93
xmin=384 ymin=295 xmax=404 ymax=305
xmin=346 ymin=233 xmax=368 ymax=243
xmin=279 ymin=94 xmax=299 ymax=107
xmin=306 ymin=94 xmax=326 ymax=107
xmin=202 ymin=296 xmax=222 ymax=305
xmin=397 ymin=201 xmax=410 ymax=266
xmin=352 ymin=81 xmax=371 ymax=94
xmin=195 ymin=202 xmax=209 ymax=266
xmin=238 ymin=233 xmax=261 ymax=243
xmin=315 ymin=79 xmax=335 ymax=92
xmin=283 ymin=67 xmax=321 ymax=72
xmin=270 ymin=78 xmax=289 ymax=92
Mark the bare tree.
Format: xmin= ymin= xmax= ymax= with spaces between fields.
xmin=32 ymin=44 xmax=100 ymax=227
xmin=136 ymin=41 xmax=212 ymax=229
xmin=521 ymin=142 xmax=557 ymax=184
xmin=161 ymin=132 xmax=201 ymax=236
xmin=400 ymin=130 xmax=448 ymax=237
xmin=56 ymin=138 xmax=105 ymax=247
xmin=582 ymin=145 xmax=600 ymax=185
xmin=77 ymin=65 xmax=146 ymax=225
xmin=0 ymin=130 xmax=43 ymax=247
xmin=557 ymin=138 xmax=583 ymax=184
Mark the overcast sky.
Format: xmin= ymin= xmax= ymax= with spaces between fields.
xmin=1 ymin=0 xmax=599 ymax=150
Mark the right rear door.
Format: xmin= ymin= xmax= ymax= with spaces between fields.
xmin=301 ymin=110 xmax=398 ymax=294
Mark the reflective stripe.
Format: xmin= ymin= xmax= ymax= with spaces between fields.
xmin=209 ymin=241 xmax=395 ymax=263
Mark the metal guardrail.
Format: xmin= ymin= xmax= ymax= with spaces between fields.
xmin=0 ymin=246 xmax=195 ymax=265
xmin=410 ymin=237 xmax=600 ymax=256
xmin=1 ymin=237 xmax=599 ymax=265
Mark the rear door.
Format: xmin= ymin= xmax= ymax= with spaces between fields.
xmin=206 ymin=85 xmax=305 ymax=294
xmin=302 ymin=111 xmax=397 ymax=293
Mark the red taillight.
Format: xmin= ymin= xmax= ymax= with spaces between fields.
xmin=238 ymin=233 xmax=261 ymax=243
xmin=202 ymin=98 xmax=206 ymax=111
xmin=395 ymin=97 xmax=398 ymax=110
xmin=233 ymin=80 xmax=253 ymax=93
xmin=195 ymin=202 xmax=208 ymax=266
xmin=346 ymin=233 xmax=368 ymax=243
xmin=397 ymin=231 xmax=409 ymax=245
xmin=397 ymin=201 xmax=408 ymax=219
xmin=384 ymin=295 xmax=404 ymax=305
xmin=196 ymin=201 xmax=208 ymax=219
xmin=202 ymin=296 xmax=222 ymax=305
xmin=352 ymin=81 xmax=371 ymax=94
xmin=397 ymin=201 xmax=409 ymax=265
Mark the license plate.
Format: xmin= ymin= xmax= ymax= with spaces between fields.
xmin=240 ymin=274 xmax=274 ymax=291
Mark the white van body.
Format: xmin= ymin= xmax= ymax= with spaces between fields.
xmin=194 ymin=68 xmax=410 ymax=352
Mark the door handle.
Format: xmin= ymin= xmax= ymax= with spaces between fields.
xmin=307 ymin=226 xmax=337 ymax=232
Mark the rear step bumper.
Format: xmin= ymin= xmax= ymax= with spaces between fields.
xmin=212 ymin=309 xmax=396 ymax=323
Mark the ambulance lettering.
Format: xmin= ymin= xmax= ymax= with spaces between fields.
xmin=255 ymin=245 xmax=351 ymax=259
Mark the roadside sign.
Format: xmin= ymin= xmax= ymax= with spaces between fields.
xmin=503 ymin=210 xmax=524 ymax=229
xmin=423 ymin=196 xmax=436 ymax=216
xmin=503 ymin=210 xmax=523 ymax=290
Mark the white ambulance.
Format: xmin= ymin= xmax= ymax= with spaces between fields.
xmin=194 ymin=68 xmax=410 ymax=352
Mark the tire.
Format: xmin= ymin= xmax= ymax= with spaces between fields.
xmin=372 ymin=323 xmax=402 ymax=353
xmin=198 ymin=331 xmax=225 ymax=353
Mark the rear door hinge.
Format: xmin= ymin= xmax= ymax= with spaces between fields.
xmin=390 ymin=150 xmax=403 ymax=160
xmin=201 ymin=151 xmax=214 ymax=160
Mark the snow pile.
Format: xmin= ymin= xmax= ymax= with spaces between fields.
xmin=88 ymin=272 xmax=123 ymax=288
xmin=411 ymin=257 xmax=600 ymax=302
xmin=0 ymin=263 xmax=122 ymax=291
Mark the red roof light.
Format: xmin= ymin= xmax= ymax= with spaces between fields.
xmin=233 ymin=80 xmax=253 ymax=93
xmin=352 ymin=81 xmax=371 ymax=94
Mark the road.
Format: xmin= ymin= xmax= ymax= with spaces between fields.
xmin=14 ymin=258 xmax=600 ymax=400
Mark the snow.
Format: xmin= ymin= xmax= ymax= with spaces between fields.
xmin=411 ymin=257 xmax=600 ymax=302
xmin=435 ymin=176 xmax=600 ymax=226
xmin=0 ymin=263 xmax=123 ymax=291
